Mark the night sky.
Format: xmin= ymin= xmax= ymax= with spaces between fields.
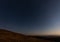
xmin=0 ymin=0 xmax=60 ymax=35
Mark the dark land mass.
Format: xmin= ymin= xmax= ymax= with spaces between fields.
xmin=0 ymin=29 xmax=53 ymax=42
xmin=30 ymin=35 xmax=60 ymax=42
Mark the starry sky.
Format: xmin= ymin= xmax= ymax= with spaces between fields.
xmin=0 ymin=0 xmax=60 ymax=35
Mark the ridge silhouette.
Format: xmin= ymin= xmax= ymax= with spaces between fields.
xmin=0 ymin=29 xmax=53 ymax=42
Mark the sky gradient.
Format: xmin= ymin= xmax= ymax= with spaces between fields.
xmin=0 ymin=0 xmax=60 ymax=35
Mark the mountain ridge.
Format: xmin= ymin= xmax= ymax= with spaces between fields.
xmin=0 ymin=29 xmax=53 ymax=42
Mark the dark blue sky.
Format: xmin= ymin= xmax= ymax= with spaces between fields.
xmin=0 ymin=0 xmax=60 ymax=35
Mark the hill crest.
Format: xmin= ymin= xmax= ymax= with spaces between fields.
xmin=0 ymin=29 xmax=53 ymax=42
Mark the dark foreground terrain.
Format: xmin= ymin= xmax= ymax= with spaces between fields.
xmin=0 ymin=29 xmax=60 ymax=42
xmin=0 ymin=29 xmax=53 ymax=42
xmin=30 ymin=36 xmax=60 ymax=42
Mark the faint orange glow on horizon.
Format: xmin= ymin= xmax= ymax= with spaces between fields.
xmin=28 ymin=28 xmax=60 ymax=36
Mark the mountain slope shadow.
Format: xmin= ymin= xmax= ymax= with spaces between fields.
xmin=0 ymin=29 xmax=53 ymax=42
